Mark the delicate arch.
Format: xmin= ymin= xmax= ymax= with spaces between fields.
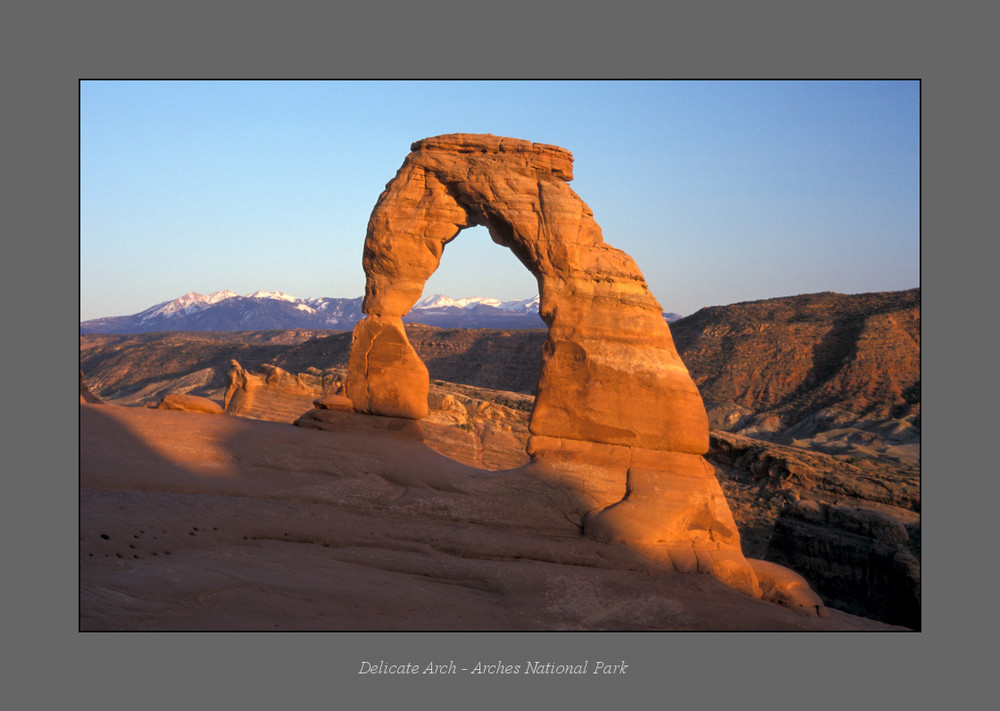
xmin=347 ymin=133 xmax=708 ymax=454
xmin=341 ymin=134 xmax=785 ymax=600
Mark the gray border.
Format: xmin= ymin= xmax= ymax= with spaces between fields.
xmin=10 ymin=0 xmax=981 ymax=707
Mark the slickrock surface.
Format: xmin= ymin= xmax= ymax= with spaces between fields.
xmin=157 ymin=393 xmax=224 ymax=414
xmin=80 ymin=404 xmax=898 ymax=631
xmin=420 ymin=384 xmax=532 ymax=470
xmin=151 ymin=367 xmax=920 ymax=625
xmin=344 ymin=134 xmax=763 ymax=594
xmin=299 ymin=385 xmax=532 ymax=472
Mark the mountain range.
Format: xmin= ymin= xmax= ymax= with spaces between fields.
xmin=79 ymin=290 xmax=683 ymax=333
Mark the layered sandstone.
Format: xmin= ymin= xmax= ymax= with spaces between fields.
xmin=343 ymin=134 xmax=766 ymax=598
xmin=224 ymin=360 xmax=345 ymax=422
xmin=347 ymin=318 xmax=429 ymax=419
xmin=351 ymin=133 xmax=707 ymax=452
xmin=221 ymin=357 xmax=532 ymax=471
xmin=708 ymin=429 xmax=918 ymax=625
xmin=766 ymin=500 xmax=920 ymax=629
xmin=300 ymin=381 xmax=532 ymax=471
xmin=670 ymin=289 xmax=920 ymax=461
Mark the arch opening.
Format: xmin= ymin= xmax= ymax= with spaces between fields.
xmin=404 ymin=224 xmax=545 ymax=472
xmin=417 ymin=224 xmax=541 ymax=311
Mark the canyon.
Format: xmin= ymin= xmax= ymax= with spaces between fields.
xmin=80 ymin=134 xmax=918 ymax=630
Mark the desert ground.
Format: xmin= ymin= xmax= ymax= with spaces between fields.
xmin=80 ymin=401 xmax=900 ymax=631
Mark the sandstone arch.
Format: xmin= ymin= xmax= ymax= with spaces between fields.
xmin=346 ymin=134 xmax=764 ymax=597
xmin=349 ymin=134 xmax=707 ymax=447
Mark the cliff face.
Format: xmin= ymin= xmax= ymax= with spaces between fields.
xmin=407 ymin=325 xmax=547 ymax=395
xmin=669 ymin=289 xmax=920 ymax=450
xmin=707 ymin=429 xmax=919 ymax=628
xmin=766 ymin=501 xmax=920 ymax=630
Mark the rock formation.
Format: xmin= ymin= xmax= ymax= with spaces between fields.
xmin=157 ymin=393 xmax=224 ymax=414
xmin=80 ymin=371 xmax=103 ymax=404
xmin=709 ymin=430 xmax=920 ymax=541
xmin=765 ymin=500 xmax=920 ymax=629
xmin=708 ymin=430 xmax=918 ymax=625
xmin=224 ymin=360 xmax=345 ymax=422
xmin=344 ymin=133 xmax=766 ymax=598
xmin=670 ymin=289 xmax=920 ymax=459
xmin=349 ymin=134 xmax=706 ymax=448
xmin=747 ymin=559 xmax=827 ymax=617
xmin=300 ymin=380 xmax=533 ymax=471
xmin=78 ymin=288 xmax=919 ymax=620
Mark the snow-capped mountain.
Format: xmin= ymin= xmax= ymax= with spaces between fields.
xmin=80 ymin=290 xmax=547 ymax=334
xmin=138 ymin=290 xmax=238 ymax=320
xmin=415 ymin=294 xmax=500 ymax=309
xmin=413 ymin=293 xmax=541 ymax=314
xmin=81 ymin=290 xmax=684 ymax=334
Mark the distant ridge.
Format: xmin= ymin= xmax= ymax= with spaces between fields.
xmin=79 ymin=287 xmax=920 ymax=465
xmin=80 ymin=290 xmax=682 ymax=333
xmin=80 ymin=290 xmax=540 ymax=333
xmin=669 ymin=288 xmax=920 ymax=442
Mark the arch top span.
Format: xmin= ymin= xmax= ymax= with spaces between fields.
xmin=348 ymin=133 xmax=708 ymax=454
xmin=409 ymin=133 xmax=575 ymax=181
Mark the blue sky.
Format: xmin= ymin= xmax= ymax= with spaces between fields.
xmin=80 ymin=80 xmax=919 ymax=321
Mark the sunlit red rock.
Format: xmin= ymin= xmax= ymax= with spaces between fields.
xmin=347 ymin=316 xmax=429 ymax=420
xmin=350 ymin=133 xmax=707 ymax=451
